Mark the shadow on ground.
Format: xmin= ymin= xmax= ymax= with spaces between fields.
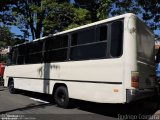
xmin=75 ymin=99 xmax=160 ymax=119
xmin=15 ymin=90 xmax=160 ymax=119
xmin=0 ymin=87 xmax=53 ymax=114
xmin=19 ymin=90 xmax=54 ymax=104
xmin=0 ymin=85 xmax=4 ymax=91
xmin=0 ymin=103 xmax=51 ymax=114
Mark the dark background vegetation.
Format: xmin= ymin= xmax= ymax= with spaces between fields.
xmin=0 ymin=0 xmax=159 ymax=49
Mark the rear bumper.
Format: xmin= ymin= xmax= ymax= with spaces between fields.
xmin=126 ymin=88 xmax=157 ymax=103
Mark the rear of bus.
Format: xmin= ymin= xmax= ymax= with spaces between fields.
xmin=124 ymin=14 xmax=157 ymax=102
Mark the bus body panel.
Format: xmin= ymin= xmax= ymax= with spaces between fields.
xmin=4 ymin=58 xmax=125 ymax=103
xmin=123 ymin=15 xmax=137 ymax=89
xmin=67 ymin=82 xmax=124 ymax=103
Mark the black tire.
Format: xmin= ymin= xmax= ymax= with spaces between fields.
xmin=8 ymin=80 xmax=16 ymax=94
xmin=0 ymin=77 xmax=3 ymax=86
xmin=54 ymin=86 xmax=71 ymax=108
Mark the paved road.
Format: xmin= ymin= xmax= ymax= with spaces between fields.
xmin=0 ymin=86 xmax=160 ymax=120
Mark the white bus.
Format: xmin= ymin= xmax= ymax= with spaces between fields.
xmin=4 ymin=13 xmax=157 ymax=108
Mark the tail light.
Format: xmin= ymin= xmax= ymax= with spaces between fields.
xmin=131 ymin=71 xmax=139 ymax=88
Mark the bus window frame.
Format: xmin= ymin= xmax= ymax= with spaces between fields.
xmin=8 ymin=19 xmax=124 ymax=65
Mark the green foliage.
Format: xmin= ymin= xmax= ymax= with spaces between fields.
xmin=0 ymin=26 xmax=26 ymax=47
xmin=42 ymin=1 xmax=91 ymax=35
xmin=0 ymin=26 xmax=13 ymax=47
xmin=105 ymin=0 xmax=159 ymax=31
xmin=0 ymin=0 xmax=91 ymax=40
xmin=96 ymin=0 xmax=113 ymax=20
xmin=0 ymin=54 xmax=8 ymax=62
xmin=138 ymin=0 xmax=160 ymax=30
xmin=75 ymin=0 xmax=160 ymax=33
xmin=0 ymin=0 xmax=159 ymax=40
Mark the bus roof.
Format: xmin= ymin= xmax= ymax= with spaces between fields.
xmin=54 ymin=13 xmax=135 ymax=35
xmin=14 ymin=13 xmax=136 ymax=47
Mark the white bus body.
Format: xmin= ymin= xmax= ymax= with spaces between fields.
xmin=4 ymin=13 xmax=156 ymax=105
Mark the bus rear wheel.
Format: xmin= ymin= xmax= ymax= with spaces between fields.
xmin=8 ymin=80 xmax=16 ymax=94
xmin=54 ymin=86 xmax=71 ymax=108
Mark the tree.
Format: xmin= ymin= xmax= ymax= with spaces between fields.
xmin=108 ymin=0 xmax=159 ymax=32
xmin=0 ymin=26 xmax=13 ymax=47
xmin=0 ymin=0 xmax=159 ymax=40
xmin=0 ymin=0 xmax=91 ymax=40
xmin=74 ymin=0 xmax=160 ymax=34
xmin=138 ymin=0 xmax=160 ymax=31
xmin=42 ymin=1 xmax=91 ymax=35
xmin=74 ymin=0 xmax=100 ymax=21
xmin=0 ymin=26 xmax=25 ymax=62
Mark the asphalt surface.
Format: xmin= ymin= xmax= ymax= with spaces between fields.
xmin=0 ymin=86 xmax=160 ymax=120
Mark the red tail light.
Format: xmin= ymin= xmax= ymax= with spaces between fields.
xmin=131 ymin=71 xmax=139 ymax=88
xmin=0 ymin=63 xmax=5 ymax=77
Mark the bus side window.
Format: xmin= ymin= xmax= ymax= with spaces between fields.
xmin=110 ymin=21 xmax=123 ymax=57
xmin=12 ymin=47 xmax=18 ymax=65
xmin=7 ymin=48 xmax=13 ymax=65
xmin=17 ymin=45 xmax=25 ymax=65
xmin=99 ymin=26 xmax=107 ymax=41
xmin=71 ymin=28 xmax=95 ymax=46
xmin=44 ymin=35 xmax=68 ymax=63
xmin=70 ymin=26 xmax=107 ymax=60
xmin=25 ymin=41 xmax=43 ymax=64
xmin=45 ymin=36 xmax=68 ymax=51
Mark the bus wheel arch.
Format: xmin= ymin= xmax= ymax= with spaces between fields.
xmin=8 ymin=77 xmax=13 ymax=87
xmin=8 ymin=77 xmax=16 ymax=94
xmin=53 ymin=83 xmax=72 ymax=108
